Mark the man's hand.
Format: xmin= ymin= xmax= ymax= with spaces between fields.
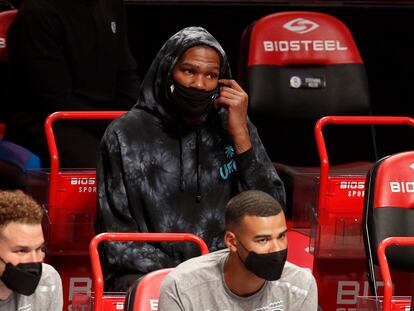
xmin=214 ymin=79 xmax=252 ymax=154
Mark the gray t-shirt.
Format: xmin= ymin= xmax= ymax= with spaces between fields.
xmin=0 ymin=263 xmax=63 ymax=311
xmin=159 ymin=249 xmax=317 ymax=311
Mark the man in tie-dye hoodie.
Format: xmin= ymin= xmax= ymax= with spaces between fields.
xmin=97 ymin=26 xmax=285 ymax=291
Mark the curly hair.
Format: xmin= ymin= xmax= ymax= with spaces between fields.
xmin=0 ymin=190 xmax=43 ymax=229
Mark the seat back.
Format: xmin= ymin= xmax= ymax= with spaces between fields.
xmin=0 ymin=9 xmax=16 ymax=115
xmin=0 ymin=8 xmax=16 ymax=133
xmin=24 ymin=111 xmax=125 ymax=311
xmin=89 ymin=232 xmax=209 ymax=311
xmin=124 ymin=268 xmax=173 ymax=311
xmin=363 ymin=151 xmax=414 ymax=295
xmin=239 ymin=11 xmax=375 ymax=166
xmin=0 ymin=9 xmax=16 ymax=62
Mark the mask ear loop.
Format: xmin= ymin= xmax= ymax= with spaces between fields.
xmin=234 ymin=237 xmax=250 ymax=265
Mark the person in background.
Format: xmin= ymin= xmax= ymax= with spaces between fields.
xmin=97 ymin=26 xmax=285 ymax=291
xmin=0 ymin=190 xmax=63 ymax=310
xmin=4 ymin=0 xmax=140 ymax=168
xmin=159 ymin=190 xmax=317 ymax=311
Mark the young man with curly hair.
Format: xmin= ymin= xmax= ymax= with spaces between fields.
xmin=0 ymin=190 xmax=63 ymax=310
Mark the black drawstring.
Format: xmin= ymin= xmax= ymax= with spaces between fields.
xmin=195 ymin=127 xmax=201 ymax=203
xmin=179 ymin=126 xmax=184 ymax=192
xmin=178 ymin=125 xmax=201 ymax=202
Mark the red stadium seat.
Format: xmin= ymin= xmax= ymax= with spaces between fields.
xmin=362 ymin=151 xmax=414 ymax=310
xmin=0 ymin=8 xmax=16 ymax=118
xmin=124 ymin=268 xmax=172 ymax=311
xmin=237 ymin=11 xmax=412 ymax=310
xmin=0 ymin=9 xmax=17 ymax=135
xmin=238 ymin=12 xmax=376 ymax=219
xmin=25 ymin=111 xmax=126 ymax=310
xmin=87 ymin=232 xmax=209 ymax=311
xmin=239 ymin=11 xmax=375 ymax=167
xmin=0 ymin=9 xmax=16 ymax=62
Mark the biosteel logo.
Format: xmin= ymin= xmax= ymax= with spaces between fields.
xmin=390 ymin=181 xmax=414 ymax=193
xmin=283 ymin=18 xmax=319 ymax=34
xmin=70 ymin=177 xmax=96 ymax=186
xmin=339 ymin=181 xmax=365 ymax=190
xmin=263 ymin=40 xmax=348 ymax=52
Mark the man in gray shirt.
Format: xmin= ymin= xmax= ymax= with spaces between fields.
xmin=159 ymin=190 xmax=317 ymax=311
xmin=0 ymin=190 xmax=63 ymax=311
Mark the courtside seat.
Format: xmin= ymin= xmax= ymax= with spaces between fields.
xmin=23 ymin=111 xmax=125 ymax=310
xmin=124 ymin=268 xmax=173 ymax=311
xmin=238 ymin=11 xmax=376 ymax=218
xmin=82 ymin=233 xmax=208 ymax=311
xmin=0 ymin=9 xmax=16 ymax=106
xmin=239 ymin=11 xmax=374 ymax=166
xmin=238 ymin=13 xmax=380 ymax=309
xmin=363 ymin=151 xmax=414 ymax=304
xmin=0 ymin=9 xmax=16 ymax=62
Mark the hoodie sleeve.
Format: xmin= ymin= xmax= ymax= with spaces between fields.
xmin=233 ymin=122 xmax=286 ymax=208
xmin=97 ymin=127 xmax=176 ymax=283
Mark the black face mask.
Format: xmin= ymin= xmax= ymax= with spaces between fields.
xmin=0 ymin=257 xmax=42 ymax=296
xmin=237 ymin=240 xmax=288 ymax=281
xmin=170 ymin=82 xmax=219 ymax=119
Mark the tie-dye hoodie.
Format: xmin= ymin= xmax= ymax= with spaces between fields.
xmin=97 ymin=26 xmax=285 ymax=289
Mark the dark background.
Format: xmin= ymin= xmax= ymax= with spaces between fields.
xmin=124 ymin=1 xmax=414 ymax=158
xmin=3 ymin=0 xmax=414 ymax=158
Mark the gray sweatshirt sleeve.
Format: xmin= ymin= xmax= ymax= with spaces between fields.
xmin=158 ymin=275 xmax=185 ymax=311
xmin=46 ymin=265 xmax=63 ymax=311
xmin=21 ymin=263 xmax=63 ymax=311
xmin=299 ymin=273 xmax=318 ymax=311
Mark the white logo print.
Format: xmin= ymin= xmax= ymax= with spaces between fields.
xmin=111 ymin=21 xmax=117 ymax=34
xmin=252 ymin=300 xmax=284 ymax=311
xmin=18 ymin=304 xmax=32 ymax=311
xmin=290 ymin=76 xmax=302 ymax=88
xmin=283 ymin=18 xmax=319 ymax=34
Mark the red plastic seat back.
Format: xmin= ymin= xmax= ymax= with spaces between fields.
xmin=124 ymin=268 xmax=173 ymax=311
xmin=25 ymin=112 xmax=126 ymax=311
xmin=364 ymin=150 xmax=414 ymax=271
xmin=89 ymin=232 xmax=209 ymax=311
xmin=239 ymin=11 xmax=373 ymax=166
xmin=243 ymin=11 xmax=362 ymax=67
xmin=0 ymin=9 xmax=16 ymax=62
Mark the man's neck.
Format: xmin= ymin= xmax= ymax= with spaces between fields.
xmin=223 ymin=253 xmax=266 ymax=297
xmin=0 ymin=282 xmax=12 ymax=301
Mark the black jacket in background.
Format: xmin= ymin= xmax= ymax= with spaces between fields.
xmin=4 ymin=0 xmax=140 ymax=167
xmin=97 ymin=26 xmax=286 ymax=290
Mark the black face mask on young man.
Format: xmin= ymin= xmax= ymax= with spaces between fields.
xmin=0 ymin=257 xmax=42 ymax=296
xmin=237 ymin=239 xmax=288 ymax=281
xmin=170 ymin=82 xmax=219 ymax=119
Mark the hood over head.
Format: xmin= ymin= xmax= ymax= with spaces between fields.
xmin=134 ymin=26 xmax=232 ymax=119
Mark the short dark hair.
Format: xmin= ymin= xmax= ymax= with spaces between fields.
xmin=0 ymin=190 xmax=43 ymax=230
xmin=225 ymin=190 xmax=283 ymax=229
